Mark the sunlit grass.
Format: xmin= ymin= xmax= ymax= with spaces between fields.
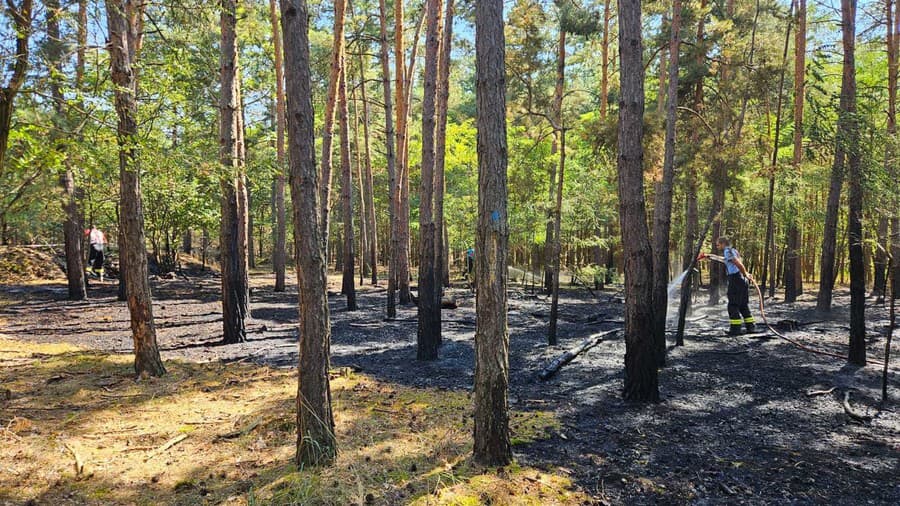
xmin=0 ymin=338 xmax=588 ymax=505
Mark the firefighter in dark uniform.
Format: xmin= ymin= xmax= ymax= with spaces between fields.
xmin=701 ymin=237 xmax=755 ymax=335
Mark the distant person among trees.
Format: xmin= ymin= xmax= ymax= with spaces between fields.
xmin=465 ymin=246 xmax=475 ymax=277
xmin=699 ymin=237 xmax=755 ymax=336
xmin=85 ymin=226 xmax=107 ymax=282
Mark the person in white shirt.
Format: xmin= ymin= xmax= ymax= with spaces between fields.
xmin=85 ymin=226 xmax=107 ymax=281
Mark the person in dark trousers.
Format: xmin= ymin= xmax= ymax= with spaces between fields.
xmin=85 ymin=226 xmax=107 ymax=281
xmin=700 ymin=237 xmax=755 ymax=335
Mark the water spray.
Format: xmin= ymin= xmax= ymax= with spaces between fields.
xmin=694 ymin=254 xmax=886 ymax=367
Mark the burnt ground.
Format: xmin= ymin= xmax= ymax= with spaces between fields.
xmin=2 ymin=270 xmax=898 ymax=505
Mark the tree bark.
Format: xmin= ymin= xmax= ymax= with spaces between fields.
xmin=818 ymin=0 xmax=853 ymax=312
xmin=843 ymin=0 xmax=866 ymax=365
xmin=763 ymin=0 xmax=793 ymax=299
xmin=600 ymin=0 xmax=611 ymax=120
xmin=548 ymin=127 xmax=566 ymax=346
xmin=651 ymin=0 xmax=682 ymax=367
xmin=0 ymin=0 xmax=33 ymax=177
xmin=269 ymin=0 xmax=287 ymax=292
xmin=219 ymin=0 xmax=250 ymax=345
xmin=357 ymin=54 xmax=378 ymax=285
xmin=320 ymin=0 xmax=347 ymax=257
xmin=473 ymin=0 xmax=511 ymax=466
xmin=544 ymin=29 xmax=566 ymax=293
xmin=617 ymin=0 xmax=659 ymax=403
xmin=281 ymin=0 xmax=337 ymax=466
xmin=338 ymin=53 xmax=357 ymax=310
xmin=48 ymin=0 xmax=87 ymax=301
xmin=106 ymin=0 xmax=165 ymax=377
xmin=395 ymin=0 xmax=412 ymax=305
xmin=435 ymin=0 xmax=455 ymax=289
xmin=417 ymin=0 xmax=443 ymax=360
xmin=785 ymin=0 xmax=806 ymax=303
xmin=378 ymin=0 xmax=398 ymax=317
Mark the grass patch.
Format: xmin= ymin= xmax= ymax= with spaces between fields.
xmin=0 ymin=337 xmax=588 ymax=505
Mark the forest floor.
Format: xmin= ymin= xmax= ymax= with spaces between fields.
xmin=1 ymin=266 xmax=899 ymax=505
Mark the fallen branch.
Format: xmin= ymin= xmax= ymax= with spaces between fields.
xmin=65 ymin=442 xmax=86 ymax=476
xmin=538 ymin=329 xmax=620 ymax=381
xmin=144 ymin=433 xmax=188 ymax=461
xmin=805 ymin=387 xmax=836 ymax=397
xmin=214 ymin=418 xmax=261 ymax=442
xmin=841 ymin=391 xmax=872 ymax=423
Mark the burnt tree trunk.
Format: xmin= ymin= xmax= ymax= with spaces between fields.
xmin=378 ymin=0 xmax=398 ymax=317
xmin=843 ymin=0 xmax=866 ymax=365
xmin=651 ymin=0 xmax=682 ymax=367
xmin=417 ymin=0 xmax=443 ymax=360
xmin=219 ymin=0 xmax=250 ymax=345
xmin=818 ymin=0 xmax=852 ymax=311
xmin=617 ymin=0 xmax=659 ymax=403
xmin=435 ymin=0 xmax=454 ymax=289
xmin=473 ymin=0 xmax=512 ymax=466
xmin=106 ymin=0 xmax=165 ymax=377
xmin=785 ymin=0 xmax=806 ymax=303
xmin=338 ymin=55 xmax=357 ymax=310
xmin=281 ymin=0 xmax=337 ymax=466
xmin=357 ymin=55 xmax=378 ymax=285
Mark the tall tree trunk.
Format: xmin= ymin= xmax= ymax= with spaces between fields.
xmin=357 ymin=54 xmax=378 ymax=285
xmin=269 ymin=0 xmax=287 ymax=292
xmin=473 ymin=0 xmax=511 ymax=466
xmin=763 ymin=0 xmax=793 ymax=299
xmin=48 ymin=0 xmax=87 ymax=301
xmin=548 ymin=128 xmax=566 ymax=345
xmin=618 ymin=0 xmax=659 ymax=402
xmin=106 ymin=0 xmax=165 ymax=377
xmin=544 ymin=29 xmax=566 ymax=293
xmin=394 ymin=0 xmax=411 ymax=305
xmin=417 ymin=0 xmax=443 ymax=360
xmin=435 ymin=0 xmax=454 ymax=289
xmin=281 ymin=0 xmax=336 ymax=466
xmin=338 ymin=54 xmax=357 ymax=310
xmin=600 ymin=0 xmax=611 ymax=119
xmin=818 ymin=2 xmax=852 ymax=311
xmin=876 ymin=0 xmax=898 ymax=300
xmin=682 ymin=0 xmax=703 ymax=299
xmin=378 ymin=0 xmax=398 ymax=317
xmin=352 ymin=85 xmax=368 ymax=284
xmin=651 ymin=0 xmax=682 ymax=367
xmin=892 ymin=0 xmax=900 ymax=301
xmin=843 ymin=0 xmax=866 ymax=365
xmin=0 ymin=0 xmax=32 ymax=173
xmin=321 ymin=0 xmax=347 ymax=257
xmin=220 ymin=0 xmax=250 ymax=345
xmin=785 ymin=0 xmax=806 ymax=303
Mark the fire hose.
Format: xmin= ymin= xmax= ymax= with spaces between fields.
xmin=701 ymin=254 xmax=885 ymax=368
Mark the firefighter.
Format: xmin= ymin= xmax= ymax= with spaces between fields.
xmin=699 ymin=237 xmax=756 ymax=335
xmin=85 ymin=226 xmax=107 ymax=282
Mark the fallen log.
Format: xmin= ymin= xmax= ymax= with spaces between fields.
xmin=841 ymin=390 xmax=872 ymax=423
xmin=538 ymin=329 xmax=620 ymax=381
